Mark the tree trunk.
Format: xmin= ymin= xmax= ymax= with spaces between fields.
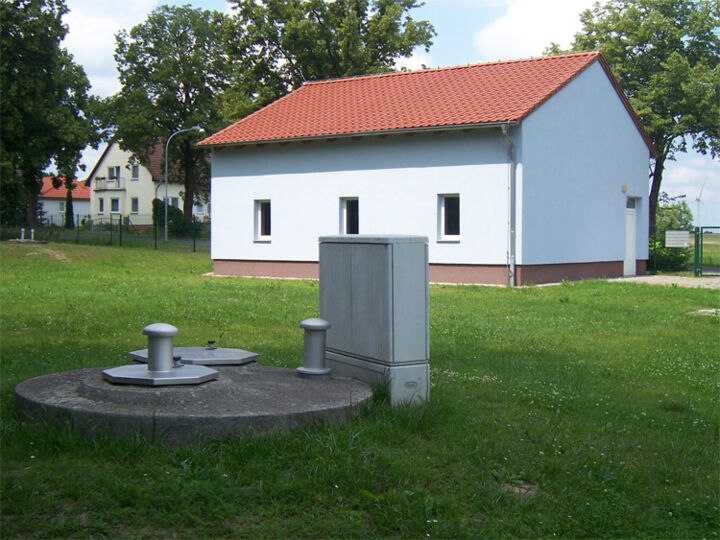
xmin=64 ymin=188 xmax=74 ymax=228
xmin=648 ymin=153 xmax=666 ymax=241
xmin=23 ymin=172 xmax=40 ymax=228
xmin=182 ymin=139 xmax=195 ymax=221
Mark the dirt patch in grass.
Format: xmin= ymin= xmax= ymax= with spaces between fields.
xmin=690 ymin=308 xmax=719 ymax=316
xmin=25 ymin=245 xmax=71 ymax=263
xmin=501 ymin=482 xmax=539 ymax=499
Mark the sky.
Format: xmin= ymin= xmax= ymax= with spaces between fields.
xmin=62 ymin=0 xmax=718 ymax=226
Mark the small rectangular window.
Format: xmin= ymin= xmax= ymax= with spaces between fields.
xmin=254 ymin=199 xmax=271 ymax=241
xmin=108 ymin=166 xmax=120 ymax=179
xmin=98 ymin=198 xmax=104 ymax=213
xmin=171 ymin=197 xmax=179 ymax=208
xmin=340 ymin=197 xmax=359 ymax=234
xmin=438 ymin=194 xmax=460 ymax=241
xmin=626 ymin=197 xmax=637 ymax=209
xmin=131 ymin=164 xmax=139 ymax=180
xmin=195 ymin=201 xmax=204 ymax=213
xmin=131 ymin=197 xmax=139 ymax=213
xmin=59 ymin=201 xmax=65 ymax=213
xmin=111 ymin=198 xmax=120 ymax=213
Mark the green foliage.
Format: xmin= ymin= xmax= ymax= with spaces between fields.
xmin=107 ymin=5 xmax=231 ymax=220
xmin=223 ymin=0 xmax=435 ymax=119
xmin=0 ymin=0 xmax=99 ymax=226
xmin=553 ymin=0 xmax=719 ymax=234
xmin=650 ymin=193 xmax=694 ymax=271
xmin=0 ymin=244 xmax=717 ymax=537
xmin=151 ymin=198 xmax=199 ymax=238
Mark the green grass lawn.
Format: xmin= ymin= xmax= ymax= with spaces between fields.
xmin=1 ymin=242 xmax=718 ymax=538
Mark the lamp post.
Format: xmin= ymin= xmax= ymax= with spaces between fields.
xmin=164 ymin=125 xmax=204 ymax=241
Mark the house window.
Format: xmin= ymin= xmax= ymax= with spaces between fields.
xmin=131 ymin=164 xmax=139 ymax=180
xmin=438 ymin=194 xmax=460 ymax=241
xmin=98 ymin=198 xmax=104 ymax=213
xmin=108 ymin=166 xmax=120 ymax=179
xmin=59 ymin=201 xmax=65 ymax=213
xmin=254 ymin=200 xmax=271 ymax=241
xmin=131 ymin=197 xmax=139 ymax=213
xmin=340 ymin=197 xmax=359 ymax=234
xmin=195 ymin=200 xmax=204 ymax=213
xmin=110 ymin=198 xmax=120 ymax=213
xmin=171 ymin=197 xmax=179 ymax=208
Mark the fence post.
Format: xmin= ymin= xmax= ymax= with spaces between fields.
xmin=154 ymin=220 xmax=158 ymax=250
xmin=693 ymin=227 xmax=701 ymax=277
xmin=76 ymin=219 xmax=80 ymax=244
xmin=119 ymin=216 xmax=123 ymax=246
xmin=109 ymin=215 xmax=113 ymax=245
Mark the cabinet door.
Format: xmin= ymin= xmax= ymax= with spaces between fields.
xmin=320 ymin=243 xmax=392 ymax=362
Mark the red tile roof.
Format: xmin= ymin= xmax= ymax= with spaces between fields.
xmin=39 ymin=176 xmax=91 ymax=200
xmin=199 ymin=51 xmax=653 ymax=153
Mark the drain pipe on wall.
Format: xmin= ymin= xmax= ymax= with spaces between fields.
xmin=501 ymin=123 xmax=517 ymax=287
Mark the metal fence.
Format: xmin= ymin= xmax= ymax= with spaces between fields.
xmin=6 ymin=215 xmax=210 ymax=252
xmin=693 ymin=226 xmax=720 ymax=276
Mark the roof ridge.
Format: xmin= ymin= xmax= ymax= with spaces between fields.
xmin=305 ymin=51 xmax=600 ymax=86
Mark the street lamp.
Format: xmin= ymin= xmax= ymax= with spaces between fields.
xmin=164 ymin=125 xmax=204 ymax=241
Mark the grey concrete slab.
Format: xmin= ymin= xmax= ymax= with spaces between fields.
xmin=15 ymin=365 xmax=372 ymax=444
xmin=128 ymin=346 xmax=259 ymax=366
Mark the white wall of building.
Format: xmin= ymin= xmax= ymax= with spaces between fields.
xmin=211 ymin=130 xmax=511 ymax=264
xmin=518 ymin=61 xmax=650 ymax=265
xmin=40 ymin=198 xmax=90 ymax=226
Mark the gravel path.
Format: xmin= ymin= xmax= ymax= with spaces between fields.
xmin=609 ymin=275 xmax=720 ymax=290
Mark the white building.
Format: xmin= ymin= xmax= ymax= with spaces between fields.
xmin=86 ymin=141 xmax=209 ymax=226
xmin=200 ymin=52 xmax=654 ymax=285
xmin=38 ymin=176 xmax=91 ymax=226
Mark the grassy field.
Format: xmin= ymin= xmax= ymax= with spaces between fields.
xmin=1 ymin=242 xmax=718 ymax=538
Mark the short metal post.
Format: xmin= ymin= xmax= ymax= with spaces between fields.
xmin=19 ymin=228 xmax=25 ymax=241
xmin=29 ymin=229 xmax=34 ymax=241
xmin=143 ymin=323 xmax=178 ymax=372
xmin=297 ymin=318 xmax=331 ymax=379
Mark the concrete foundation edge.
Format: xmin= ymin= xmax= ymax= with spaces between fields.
xmin=213 ymin=259 xmax=647 ymax=285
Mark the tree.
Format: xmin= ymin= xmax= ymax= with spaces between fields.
xmin=549 ymin=0 xmax=719 ymax=238
xmin=222 ymin=0 xmax=435 ymax=119
xmin=650 ymin=193 xmax=694 ymax=271
xmin=108 ymin=5 xmax=232 ymax=221
xmin=0 ymin=0 xmax=98 ymax=226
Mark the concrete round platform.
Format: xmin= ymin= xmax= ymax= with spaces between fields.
xmin=15 ymin=364 xmax=372 ymax=444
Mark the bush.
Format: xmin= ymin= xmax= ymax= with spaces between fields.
xmin=152 ymin=198 xmax=202 ymax=238
xmin=649 ymin=240 xmax=692 ymax=271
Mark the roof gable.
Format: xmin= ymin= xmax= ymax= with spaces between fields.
xmin=199 ymin=51 xmax=652 ymax=154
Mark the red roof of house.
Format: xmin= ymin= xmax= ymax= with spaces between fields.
xmin=199 ymin=51 xmax=653 ymax=153
xmin=39 ymin=176 xmax=91 ymax=200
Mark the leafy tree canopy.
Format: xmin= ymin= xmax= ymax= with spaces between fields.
xmin=222 ymin=0 xmax=435 ymax=119
xmin=0 ymin=0 xmax=98 ymax=226
xmin=549 ymin=0 xmax=719 ymax=236
xmin=107 ymin=5 xmax=232 ymax=219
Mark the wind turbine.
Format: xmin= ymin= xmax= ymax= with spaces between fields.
xmin=695 ymin=178 xmax=706 ymax=228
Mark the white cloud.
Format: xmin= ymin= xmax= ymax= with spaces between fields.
xmin=63 ymin=0 xmax=160 ymax=97
xmin=395 ymin=51 xmax=436 ymax=71
xmin=473 ymin=0 xmax=595 ymax=62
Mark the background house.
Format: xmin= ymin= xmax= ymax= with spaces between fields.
xmin=86 ymin=141 xmax=209 ymax=226
xmin=38 ymin=176 xmax=91 ymax=226
xmin=200 ymin=52 xmax=654 ymax=285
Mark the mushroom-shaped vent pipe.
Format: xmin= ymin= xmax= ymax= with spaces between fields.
xmin=297 ymin=318 xmax=331 ymax=379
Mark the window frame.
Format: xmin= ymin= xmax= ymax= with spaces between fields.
xmin=131 ymin=164 xmax=140 ymax=180
xmin=110 ymin=198 xmax=120 ymax=213
xmin=437 ymin=194 xmax=460 ymax=242
xmin=340 ymin=197 xmax=359 ymax=235
xmin=98 ymin=198 xmax=104 ymax=214
xmin=130 ymin=197 xmax=139 ymax=214
xmin=254 ymin=199 xmax=272 ymax=242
